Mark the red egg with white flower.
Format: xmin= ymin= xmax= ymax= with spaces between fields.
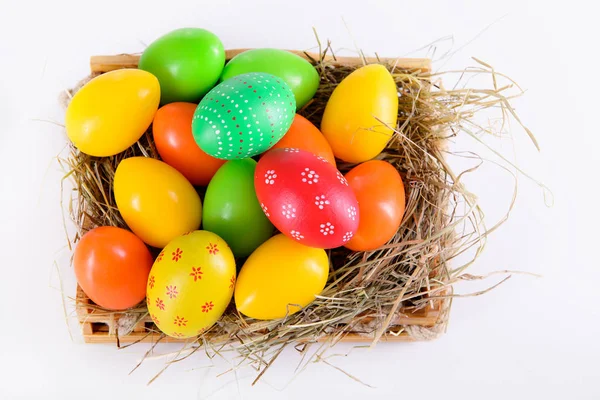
xmin=255 ymin=148 xmax=359 ymax=248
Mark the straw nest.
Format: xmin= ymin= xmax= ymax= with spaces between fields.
xmin=61 ymin=41 xmax=536 ymax=382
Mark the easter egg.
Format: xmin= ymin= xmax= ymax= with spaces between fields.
xmin=235 ymin=234 xmax=328 ymax=320
xmin=192 ymin=72 xmax=296 ymax=160
xmin=65 ymin=69 xmax=160 ymax=157
xmin=344 ymin=160 xmax=406 ymax=251
xmin=221 ymin=49 xmax=319 ymax=109
xmin=321 ymin=64 xmax=398 ymax=163
xmin=203 ymin=159 xmax=274 ymax=258
xmin=267 ymin=114 xmax=336 ymax=166
xmin=74 ymin=226 xmax=153 ymax=310
xmin=146 ymin=231 xmax=236 ymax=338
xmin=114 ymin=157 xmax=202 ymax=248
xmin=255 ymin=148 xmax=359 ymax=249
xmin=139 ymin=28 xmax=225 ymax=104
xmin=153 ymin=102 xmax=225 ymax=186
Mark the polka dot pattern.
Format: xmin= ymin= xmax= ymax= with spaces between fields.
xmin=192 ymin=72 xmax=296 ymax=160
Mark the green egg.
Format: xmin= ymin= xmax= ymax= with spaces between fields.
xmin=138 ymin=28 xmax=225 ymax=105
xmin=221 ymin=49 xmax=319 ymax=109
xmin=202 ymin=159 xmax=273 ymax=258
xmin=192 ymin=72 xmax=296 ymax=160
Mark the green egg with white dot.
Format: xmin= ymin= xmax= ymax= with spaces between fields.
xmin=192 ymin=72 xmax=296 ymax=160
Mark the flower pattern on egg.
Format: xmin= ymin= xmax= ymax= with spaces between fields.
xmin=290 ymin=230 xmax=305 ymax=240
xmin=206 ymin=243 xmax=219 ymax=255
xmin=336 ymin=171 xmax=349 ymax=186
xmin=281 ymin=204 xmax=296 ymax=219
xmin=314 ymin=195 xmax=330 ymax=210
xmin=174 ymin=316 xmax=188 ymax=327
xmin=166 ymin=285 xmax=178 ymax=299
xmin=342 ymin=231 xmax=354 ymax=242
xmin=347 ymin=206 xmax=357 ymax=221
xmin=301 ymin=168 xmax=319 ymax=184
xmin=265 ymin=170 xmax=277 ymax=185
xmin=201 ymin=301 xmax=214 ymax=313
xmin=320 ymin=222 xmax=335 ymax=236
xmin=189 ymin=266 xmax=203 ymax=282
xmin=260 ymin=203 xmax=270 ymax=217
xmin=172 ymin=248 xmax=183 ymax=261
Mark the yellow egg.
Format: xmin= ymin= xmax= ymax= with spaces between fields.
xmin=114 ymin=157 xmax=202 ymax=248
xmin=66 ymin=69 xmax=160 ymax=157
xmin=320 ymin=64 xmax=398 ymax=163
xmin=146 ymin=231 xmax=236 ymax=338
xmin=234 ymin=234 xmax=329 ymax=320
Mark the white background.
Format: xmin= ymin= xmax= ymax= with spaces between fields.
xmin=0 ymin=0 xmax=598 ymax=398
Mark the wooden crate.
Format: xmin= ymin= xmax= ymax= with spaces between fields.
xmin=75 ymin=50 xmax=442 ymax=344
xmin=76 ymin=285 xmax=443 ymax=344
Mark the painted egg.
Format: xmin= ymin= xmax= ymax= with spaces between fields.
xmin=138 ymin=28 xmax=225 ymax=104
xmin=146 ymin=231 xmax=236 ymax=338
xmin=191 ymin=72 xmax=296 ymax=160
xmin=66 ymin=69 xmax=160 ymax=157
xmin=203 ymin=158 xmax=274 ymax=258
xmin=344 ymin=160 xmax=406 ymax=251
xmin=267 ymin=114 xmax=336 ymax=166
xmin=114 ymin=157 xmax=202 ymax=248
xmin=153 ymin=102 xmax=225 ymax=186
xmin=74 ymin=226 xmax=153 ymax=311
xmin=234 ymin=234 xmax=328 ymax=320
xmin=321 ymin=64 xmax=398 ymax=163
xmin=221 ymin=48 xmax=319 ymax=109
xmin=255 ymin=148 xmax=359 ymax=249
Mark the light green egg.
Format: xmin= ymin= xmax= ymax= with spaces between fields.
xmin=138 ymin=28 xmax=225 ymax=105
xmin=221 ymin=49 xmax=319 ymax=109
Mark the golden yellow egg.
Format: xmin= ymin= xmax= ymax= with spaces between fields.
xmin=114 ymin=157 xmax=202 ymax=248
xmin=66 ymin=69 xmax=160 ymax=157
xmin=321 ymin=64 xmax=398 ymax=163
xmin=234 ymin=234 xmax=329 ymax=320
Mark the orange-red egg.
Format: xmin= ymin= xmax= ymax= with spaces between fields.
xmin=269 ymin=114 xmax=336 ymax=166
xmin=74 ymin=226 xmax=153 ymax=310
xmin=344 ymin=160 xmax=406 ymax=251
xmin=153 ymin=102 xmax=225 ymax=186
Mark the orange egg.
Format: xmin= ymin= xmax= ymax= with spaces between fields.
xmin=153 ymin=102 xmax=225 ymax=186
xmin=74 ymin=226 xmax=153 ymax=310
xmin=269 ymin=114 xmax=336 ymax=166
xmin=344 ymin=160 xmax=406 ymax=251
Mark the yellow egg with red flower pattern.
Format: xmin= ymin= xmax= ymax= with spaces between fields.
xmin=146 ymin=230 xmax=236 ymax=338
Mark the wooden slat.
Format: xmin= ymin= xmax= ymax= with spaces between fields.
xmin=90 ymin=50 xmax=431 ymax=74
xmin=81 ymin=329 xmax=414 ymax=344
xmin=76 ymin=285 xmax=438 ymax=344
